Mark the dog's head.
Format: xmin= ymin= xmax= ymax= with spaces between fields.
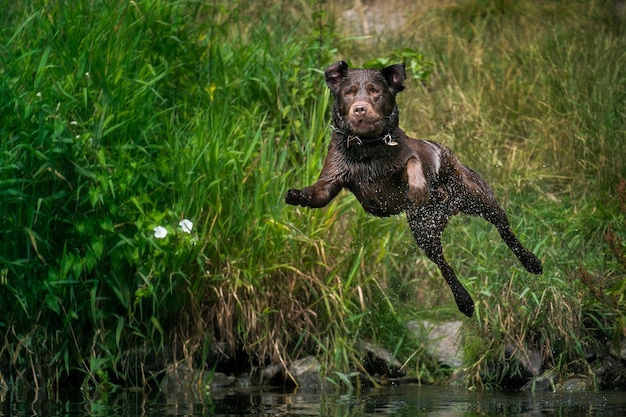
xmin=325 ymin=61 xmax=406 ymax=139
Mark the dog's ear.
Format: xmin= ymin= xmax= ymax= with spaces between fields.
xmin=381 ymin=63 xmax=406 ymax=94
xmin=325 ymin=61 xmax=349 ymax=94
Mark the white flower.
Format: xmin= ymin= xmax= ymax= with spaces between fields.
xmin=179 ymin=219 xmax=193 ymax=233
xmin=153 ymin=226 xmax=168 ymax=239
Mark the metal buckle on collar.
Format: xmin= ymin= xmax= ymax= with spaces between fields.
xmin=347 ymin=135 xmax=362 ymax=148
xmin=382 ymin=133 xmax=398 ymax=146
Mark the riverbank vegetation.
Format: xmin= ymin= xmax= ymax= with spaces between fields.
xmin=1 ymin=0 xmax=625 ymax=392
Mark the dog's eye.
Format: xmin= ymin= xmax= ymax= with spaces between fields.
xmin=343 ymin=86 xmax=357 ymax=96
xmin=367 ymin=84 xmax=381 ymax=96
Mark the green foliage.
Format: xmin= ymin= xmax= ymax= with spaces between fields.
xmin=403 ymin=0 xmax=626 ymax=388
xmin=333 ymin=0 xmax=626 ymax=389
xmin=0 ymin=0 xmax=212 ymax=389
xmin=363 ymin=48 xmax=433 ymax=83
xmin=0 ymin=0 xmax=341 ymax=389
xmin=1 ymin=0 xmax=626 ymax=392
xmin=1 ymin=0 xmax=414 ymax=391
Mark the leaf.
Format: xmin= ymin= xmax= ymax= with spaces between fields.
xmin=24 ymin=227 xmax=46 ymax=263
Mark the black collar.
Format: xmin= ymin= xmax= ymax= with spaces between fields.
xmin=330 ymin=125 xmax=398 ymax=148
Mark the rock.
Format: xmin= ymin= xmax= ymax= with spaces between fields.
xmin=520 ymin=368 xmax=559 ymax=393
xmin=360 ymin=341 xmax=406 ymax=377
xmin=161 ymin=364 xmax=236 ymax=392
xmin=210 ymin=372 xmax=237 ymax=387
xmin=556 ymin=376 xmax=592 ymax=392
xmin=288 ymin=356 xmax=322 ymax=389
xmin=236 ymin=375 xmax=252 ymax=387
xmin=592 ymin=354 xmax=626 ymax=389
xmin=341 ymin=4 xmax=406 ymax=37
xmin=407 ymin=320 xmax=464 ymax=368
xmin=250 ymin=363 xmax=284 ymax=386
xmin=504 ymin=344 xmax=543 ymax=378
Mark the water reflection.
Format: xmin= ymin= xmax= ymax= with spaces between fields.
xmin=2 ymin=385 xmax=626 ymax=416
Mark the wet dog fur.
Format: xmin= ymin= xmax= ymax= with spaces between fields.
xmin=285 ymin=61 xmax=542 ymax=317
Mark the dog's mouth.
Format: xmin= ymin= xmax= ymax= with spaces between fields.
xmin=347 ymin=116 xmax=385 ymax=138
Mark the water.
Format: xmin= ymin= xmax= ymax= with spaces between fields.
xmin=2 ymin=385 xmax=626 ymax=416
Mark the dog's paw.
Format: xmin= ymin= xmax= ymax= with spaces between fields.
xmin=521 ymin=252 xmax=543 ymax=275
xmin=285 ymin=188 xmax=311 ymax=207
xmin=454 ymin=287 xmax=475 ymax=317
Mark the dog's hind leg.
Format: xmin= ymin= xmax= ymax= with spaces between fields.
xmin=457 ymin=168 xmax=543 ymax=275
xmin=407 ymin=208 xmax=475 ymax=317
xmin=479 ymin=205 xmax=543 ymax=274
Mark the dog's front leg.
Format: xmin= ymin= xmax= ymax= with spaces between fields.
xmin=406 ymin=157 xmax=430 ymax=207
xmin=286 ymin=150 xmax=344 ymax=208
xmin=285 ymin=179 xmax=342 ymax=208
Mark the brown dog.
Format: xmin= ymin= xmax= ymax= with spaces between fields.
xmin=285 ymin=61 xmax=542 ymax=317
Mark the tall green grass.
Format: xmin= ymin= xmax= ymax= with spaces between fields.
xmin=1 ymin=0 xmax=625 ymax=391
xmin=1 ymin=0 xmax=215 ymax=389
xmin=336 ymin=0 xmax=626 ymax=388
xmin=0 ymin=0 xmax=414 ymax=390
xmin=425 ymin=0 xmax=626 ymax=389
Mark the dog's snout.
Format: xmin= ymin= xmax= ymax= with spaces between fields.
xmin=354 ymin=105 xmax=367 ymax=116
xmin=352 ymin=102 xmax=374 ymax=118
xmin=347 ymin=100 xmax=383 ymax=136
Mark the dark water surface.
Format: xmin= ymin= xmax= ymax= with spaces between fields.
xmin=2 ymin=385 xmax=626 ymax=416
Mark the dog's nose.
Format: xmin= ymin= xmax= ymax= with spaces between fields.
xmin=353 ymin=105 xmax=367 ymax=116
